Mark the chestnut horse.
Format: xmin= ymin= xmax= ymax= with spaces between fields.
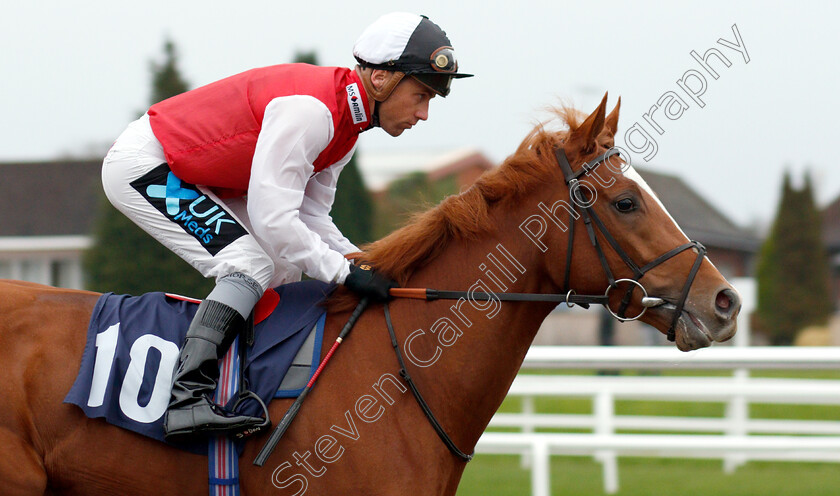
xmin=0 ymin=95 xmax=739 ymax=495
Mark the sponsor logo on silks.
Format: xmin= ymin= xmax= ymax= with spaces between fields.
xmin=130 ymin=164 xmax=247 ymax=256
xmin=233 ymin=424 xmax=268 ymax=440
xmin=345 ymin=82 xmax=367 ymax=125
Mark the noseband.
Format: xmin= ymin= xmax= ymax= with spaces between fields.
xmin=555 ymin=147 xmax=707 ymax=341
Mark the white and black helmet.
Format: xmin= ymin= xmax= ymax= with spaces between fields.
xmin=353 ymin=12 xmax=472 ymax=98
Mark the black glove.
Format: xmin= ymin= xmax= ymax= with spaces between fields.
xmin=343 ymin=264 xmax=399 ymax=301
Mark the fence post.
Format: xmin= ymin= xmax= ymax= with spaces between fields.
xmin=725 ymin=277 xmax=754 ymax=473
xmin=724 ymin=368 xmax=749 ymax=473
xmin=594 ymin=389 xmax=619 ymax=494
xmin=531 ymin=439 xmax=550 ymax=496
xmin=521 ymin=395 xmax=535 ymax=468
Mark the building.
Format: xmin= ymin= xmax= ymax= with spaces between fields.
xmin=822 ymin=195 xmax=840 ymax=308
xmin=359 ymin=148 xmax=495 ymax=238
xmin=357 ymin=147 xmax=494 ymax=192
xmin=636 ymin=168 xmax=760 ymax=279
xmin=0 ymin=159 xmax=101 ymax=289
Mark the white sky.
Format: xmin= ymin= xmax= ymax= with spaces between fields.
xmin=2 ymin=1 xmax=837 ymax=227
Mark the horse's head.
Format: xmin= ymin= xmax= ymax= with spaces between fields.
xmin=540 ymin=94 xmax=739 ymax=350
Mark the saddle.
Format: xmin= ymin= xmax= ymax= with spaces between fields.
xmin=64 ymin=279 xmax=334 ymax=455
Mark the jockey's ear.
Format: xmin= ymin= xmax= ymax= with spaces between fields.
xmin=570 ymin=92 xmax=608 ymax=153
xmin=362 ymin=68 xmax=406 ymax=102
xmin=603 ymin=96 xmax=621 ymax=139
xmin=370 ymin=69 xmax=389 ymax=91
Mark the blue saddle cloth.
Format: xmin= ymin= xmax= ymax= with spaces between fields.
xmin=64 ymin=280 xmax=333 ymax=454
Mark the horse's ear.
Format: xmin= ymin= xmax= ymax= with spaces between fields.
xmin=604 ymin=96 xmax=621 ymax=138
xmin=570 ymin=92 xmax=608 ymax=152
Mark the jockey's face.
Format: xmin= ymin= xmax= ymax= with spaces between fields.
xmin=377 ymin=76 xmax=435 ymax=137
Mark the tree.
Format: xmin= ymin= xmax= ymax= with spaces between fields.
xmin=332 ymin=153 xmax=375 ymax=245
xmin=149 ymin=39 xmax=190 ymax=105
xmin=293 ymin=50 xmax=318 ymax=66
xmin=756 ymin=171 xmax=834 ymax=344
xmin=373 ymin=171 xmax=459 ymax=238
xmin=85 ymin=38 xmax=214 ymax=297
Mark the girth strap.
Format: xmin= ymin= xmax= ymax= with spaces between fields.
xmin=384 ymin=303 xmax=474 ymax=462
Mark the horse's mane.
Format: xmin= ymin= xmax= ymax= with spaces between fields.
xmin=327 ymin=107 xmax=587 ymax=311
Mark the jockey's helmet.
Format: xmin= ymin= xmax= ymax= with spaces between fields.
xmin=353 ymin=12 xmax=472 ymax=100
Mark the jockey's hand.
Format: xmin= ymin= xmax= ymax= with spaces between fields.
xmin=343 ymin=264 xmax=399 ymax=301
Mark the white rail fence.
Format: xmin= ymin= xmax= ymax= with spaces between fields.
xmin=474 ymin=346 xmax=840 ymax=496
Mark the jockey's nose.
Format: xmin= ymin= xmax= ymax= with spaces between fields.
xmin=416 ymin=101 xmax=429 ymax=121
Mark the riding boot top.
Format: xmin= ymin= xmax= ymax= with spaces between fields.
xmin=163 ymin=299 xmax=265 ymax=442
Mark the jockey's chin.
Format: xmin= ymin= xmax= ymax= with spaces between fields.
xmin=382 ymin=121 xmax=417 ymax=137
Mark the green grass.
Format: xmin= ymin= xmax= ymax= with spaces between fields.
xmin=456 ymin=456 xmax=840 ymax=496
xmin=455 ymin=369 xmax=840 ymax=495
xmin=497 ymin=369 xmax=840 ymax=422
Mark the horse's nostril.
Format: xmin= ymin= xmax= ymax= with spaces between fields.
xmin=716 ymin=291 xmax=731 ymax=310
xmin=715 ymin=288 xmax=740 ymax=318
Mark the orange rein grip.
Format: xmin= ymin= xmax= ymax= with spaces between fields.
xmin=389 ymin=288 xmax=429 ymax=300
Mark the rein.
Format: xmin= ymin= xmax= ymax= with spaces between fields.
xmin=389 ymin=287 xmax=607 ymax=307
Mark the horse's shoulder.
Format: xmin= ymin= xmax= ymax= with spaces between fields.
xmin=0 ymin=280 xmax=100 ymax=357
xmin=0 ymin=279 xmax=100 ymax=309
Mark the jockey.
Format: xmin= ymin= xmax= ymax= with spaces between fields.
xmin=101 ymin=12 xmax=472 ymax=442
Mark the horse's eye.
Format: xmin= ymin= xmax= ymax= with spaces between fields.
xmin=614 ymin=198 xmax=636 ymax=213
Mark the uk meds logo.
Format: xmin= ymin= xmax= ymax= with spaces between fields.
xmin=131 ymin=164 xmax=247 ymax=255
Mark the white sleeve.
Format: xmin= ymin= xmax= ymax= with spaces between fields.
xmin=247 ymin=96 xmax=352 ymax=284
xmin=299 ymin=146 xmax=362 ymax=256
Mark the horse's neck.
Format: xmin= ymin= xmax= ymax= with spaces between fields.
xmin=396 ymin=220 xmax=558 ymax=448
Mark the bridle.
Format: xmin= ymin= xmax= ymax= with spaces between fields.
xmin=554 ymin=146 xmax=707 ymax=342
xmin=390 ymin=146 xmax=708 ymax=340
xmin=382 ymin=144 xmax=709 ymax=463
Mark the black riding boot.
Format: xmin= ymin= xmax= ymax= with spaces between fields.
xmin=163 ymin=299 xmax=265 ymax=442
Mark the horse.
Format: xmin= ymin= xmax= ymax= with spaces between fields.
xmin=0 ymin=94 xmax=740 ymax=495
